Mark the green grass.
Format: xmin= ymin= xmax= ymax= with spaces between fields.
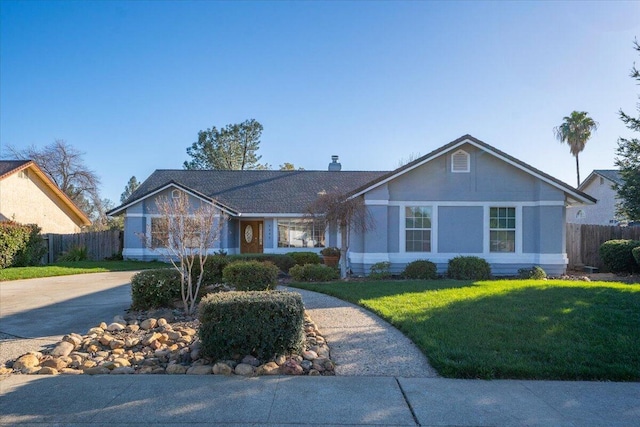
xmin=289 ymin=279 xmax=640 ymax=381
xmin=0 ymin=260 xmax=169 ymax=281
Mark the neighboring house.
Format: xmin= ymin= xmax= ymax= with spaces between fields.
xmin=108 ymin=135 xmax=595 ymax=276
xmin=0 ymin=160 xmax=91 ymax=233
xmin=566 ymin=170 xmax=622 ymax=225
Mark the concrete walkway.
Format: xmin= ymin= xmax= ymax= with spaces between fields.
xmin=1 ymin=274 xmax=639 ymax=426
xmin=280 ymin=285 xmax=438 ymax=377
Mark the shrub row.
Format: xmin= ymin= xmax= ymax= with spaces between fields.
xmin=190 ymin=254 xmax=298 ymax=286
xmin=222 ymin=261 xmax=279 ymax=291
xmin=132 ymin=259 xmax=280 ymax=310
xmin=366 ymin=257 xmax=492 ymax=281
xmin=599 ymin=239 xmax=640 ymax=273
xmin=0 ymin=221 xmax=46 ymax=269
xmin=288 ymin=251 xmax=321 ymax=266
xmin=198 ymin=291 xmax=305 ymax=361
xmin=289 ymin=263 xmax=339 ymax=282
xmin=517 ymin=265 xmax=547 ymax=280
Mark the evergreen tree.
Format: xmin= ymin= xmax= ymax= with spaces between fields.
xmin=120 ymin=176 xmax=140 ymax=203
xmin=614 ymin=39 xmax=640 ymax=222
xmin=183 ymin=119 xmax=268 ymax=170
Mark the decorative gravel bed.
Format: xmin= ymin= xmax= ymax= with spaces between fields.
xmin=0 ymin=307 xmax=334 ymax=377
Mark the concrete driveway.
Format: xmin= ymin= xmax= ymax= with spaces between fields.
xmin=0 ymin=271 xmax=136 ymax=364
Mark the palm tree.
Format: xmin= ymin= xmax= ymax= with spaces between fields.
xmin=553 ymin=111 xmax=599 ymax=187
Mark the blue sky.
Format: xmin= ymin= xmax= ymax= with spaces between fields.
xmin=1 ymin=1 xmax=638 ymax=205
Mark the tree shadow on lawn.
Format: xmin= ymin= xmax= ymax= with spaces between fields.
xmin=397 ymin=284 xmax=640 ymax=381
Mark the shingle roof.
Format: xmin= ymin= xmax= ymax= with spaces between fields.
xmin=593 ymin=170 xmax=622 ymax=186
xmin=116 ymin=169 xmax=389 ymax=215
xmin=0 ymin=160 xmax=31 ymax=179
xmin=110 ymin=134 xmax=597 ymax=217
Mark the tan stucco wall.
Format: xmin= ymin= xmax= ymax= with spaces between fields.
xmin=0 ymin=170 xmax=83 ymax=233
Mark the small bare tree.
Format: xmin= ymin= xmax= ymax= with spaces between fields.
xmin=141 ymin=191 xmax=228 ymax=316
xmin=307 ymin=191 xmax=374 ymax=279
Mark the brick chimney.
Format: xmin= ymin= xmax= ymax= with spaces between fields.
xmin=328 ymin=155 xmax=341 ymax=171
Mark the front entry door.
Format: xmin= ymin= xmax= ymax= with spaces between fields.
xmin=240 ymin=221 xmax=263 ymax=254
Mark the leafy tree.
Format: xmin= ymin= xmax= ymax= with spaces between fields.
xmin=139 ymin=190 xmax=228 ymax=315
xmin=553 ymin=111 xmax=599 ymax=186
xmin=120 ymin=176 xmax=140 ymax=203
xmin=7 ymin=139 xmax=103 ymax=224
xmin=614 ymin=39 xmax=640 ymax=222
xmin=279 ymin=162 xmax=304 ymax=171
xmin=100 ymin=199 xmax=124 ymax=230
xmin=183 ymin=119 xmax=269 ymax=170
xmin=306 ymin=191 xmax=374 ymax=279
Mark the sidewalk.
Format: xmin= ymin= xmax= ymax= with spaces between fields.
xmin=1 ymin=375 xmax=638 ymax=426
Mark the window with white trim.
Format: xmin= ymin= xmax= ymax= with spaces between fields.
xmin=489 ymin=207 xmax=515 ymax=252
xmin=451 ymin=150 xmax=470 ymax=173
xmin=150 ymin=216 xmax=203 ymax=249
xmin=405 ymin=206 xmax=432 ymax=252
xmin=183 ymin=217 xmax=202 ymax=249
xmin=150 ymin=217 xmax=169 ymax=248
xmin=277 ymin=219 xmax=325 ymax=248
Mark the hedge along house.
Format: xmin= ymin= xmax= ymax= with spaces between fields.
xmin=108 ymin=135 xmax=595 ymax=276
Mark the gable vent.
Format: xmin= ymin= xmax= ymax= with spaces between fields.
xmin=451 ymin=150 xmax=470 ymax=173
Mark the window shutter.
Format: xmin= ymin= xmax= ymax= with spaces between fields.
xmin=451 ymin=150 xmax=470 ymax=173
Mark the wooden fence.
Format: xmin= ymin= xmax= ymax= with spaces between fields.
xmin=44 ymin=230 xmax=123 ymax=263
xmin=566 ymin=223 xmax=640 ymax=270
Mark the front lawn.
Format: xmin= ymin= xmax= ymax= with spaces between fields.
xmin=289 ymin=279 xmax=640 ymax=381
xmin=0 ymin=260 xmax=168 ymax=281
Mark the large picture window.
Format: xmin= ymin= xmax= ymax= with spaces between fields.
xmin=489 ymin=207 xmax=515 ymax=252
xmin=150 ymin=216 xmax=203 ymax=249
xmin=278 ymin=219 xmax=325 ymax=248
xmin=405 ymin=206 xmax=431 ymax=252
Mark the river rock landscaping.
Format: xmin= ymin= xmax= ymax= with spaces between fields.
xmin=0 ymin=308 xmax=334 ymax=377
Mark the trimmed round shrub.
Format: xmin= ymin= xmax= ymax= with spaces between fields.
xmin=402 ymin=260 xmax=437 ymax=280
xmin=198 ymin=290 xmax=305 ymax=361
xmin=227 ymin=254 xmax=296 ymax=273
xmin=599 ymin=239 xmax=640 ymax=273
xmin=190 ymin=255 xmax=231 ymax=285
xmin=518 ymin=265 xmax=547 ymax=280
xmin=369 ymin=261 xmax=392 ymax=280
xmin=447 ymin=256 xmax=491 ymax=280
xmin=222 ymin=260 xmax=279 ymax=291
xmin=289 ymin=263 xmax=339 ymax=282
xmin=130 ymin=269 xmax=181 ymax=310
xmin=288 ymin=252 xmax=322 ymax=266
xmin=259 ymin=254 xmax=296 ymax=273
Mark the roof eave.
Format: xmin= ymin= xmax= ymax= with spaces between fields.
xmin=107 ymin=181 xmax=239 ymax=217
xmin=4 ymin=161 xmax=92 ymax=226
